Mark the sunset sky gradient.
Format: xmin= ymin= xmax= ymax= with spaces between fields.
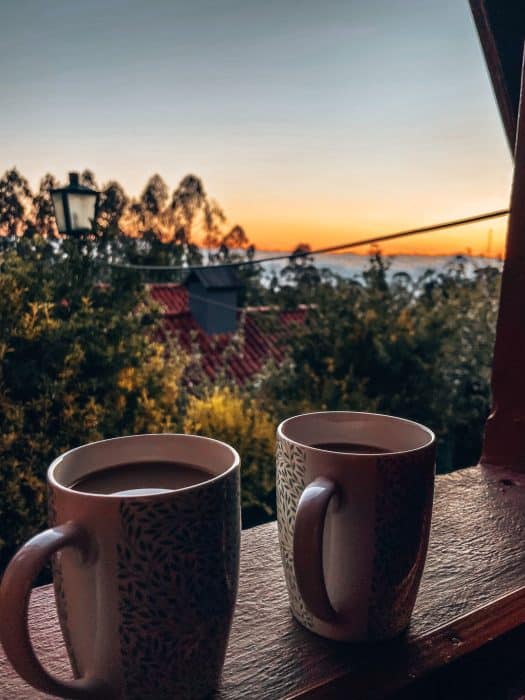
xmin=1 ymin=0 xmax=513 ymax=256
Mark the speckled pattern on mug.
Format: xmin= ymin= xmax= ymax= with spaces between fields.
xmin=367 ymin=449 xmax=434 ymax=638
xmin=116 ymin=468 xmax=240 ymax=700
xmin=276 ymin=438 xmax=315 ymax=631
xmin=47 ymin=487 xmax=81 ymax=679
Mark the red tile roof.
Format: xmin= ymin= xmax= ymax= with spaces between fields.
xmin=149 ymin=284 xmax=306 ymax=384
xmin=150 ymin=284 xmax=189 ymax=315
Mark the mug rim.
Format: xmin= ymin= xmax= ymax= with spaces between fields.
xmin=277 ymin=410 xmax=435 ymax=457
xmin=48 ymin=433 xmax=241 ymax=499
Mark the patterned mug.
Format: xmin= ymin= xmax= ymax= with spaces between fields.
xmin=0 ymin=434 xmax=240 ymax=699
xmin=276 ymin=411 xmax=435 ymax=641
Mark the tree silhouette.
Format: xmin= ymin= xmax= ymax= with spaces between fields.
xmin=172 ymin=174 xmax=225 ymax=242
xmin=281 ymin=243 xmax=322 ymax=288
xmin=141 ymin=174 xmax=169 ymax=217
xmin=0 ymin=168 xmax=258 ymax=279
xmin=97 ymin=180 xmax=129 ymax=230
xmin=222 ymin=225 xmax=250 ymax=249
xmin=0 ymin=168 xmax=33 ymax=239
xmin=79 ymin=169 xmax=98 ymax=190
xmin=33 ymin=173 xmax=59 ymax=238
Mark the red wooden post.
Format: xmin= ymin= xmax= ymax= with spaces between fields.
xmin=481 ymin=47 xmax=525 ymax=469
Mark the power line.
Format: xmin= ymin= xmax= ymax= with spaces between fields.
xmin=106 ymin=208 xmax=509 ymax=272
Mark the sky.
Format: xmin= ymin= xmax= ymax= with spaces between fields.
xmin=0 ymin=0 xmax=513 ymax=256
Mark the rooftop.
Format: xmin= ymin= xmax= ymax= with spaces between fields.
xmin=149 ymin=284 xmax=307 ymax=384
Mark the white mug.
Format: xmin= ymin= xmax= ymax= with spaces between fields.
xmin=0 ymin=434 xmax=241 ymax=699
xmin=276 ymin=411 xmax=435 ymax=641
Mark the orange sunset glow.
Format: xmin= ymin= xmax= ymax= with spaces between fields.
xmin=222 ymin=175 xmax=510 ymax=257
xmin=246 ymin=218 xmax=509 ymax=258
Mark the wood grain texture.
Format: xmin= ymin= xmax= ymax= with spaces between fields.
xmin=1 ymin=465 xmax=525 ymax=699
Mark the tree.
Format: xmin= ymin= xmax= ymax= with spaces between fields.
xmin=141 ymin=174 xmax=169 ymax=218
xmin=97 ymin=180 xmax=129 ymax=231
xmin=79 ymin=169 xmax=98 ymax=189
xmin=123 ymin=174 xmax=174 ymax=242
xmin=0 ymin=168 xmax=33 ymax=239
xmin=119 ymin=174 xmax=170 ymax=240
xmin=281 ymin=244 xmax=321 ymax=286
xmin=32 ymin=173 xmax=59 ymax=238
xmin=272 ymin=243 xmax=330 ymax=308
xmin=172 ymin=174 xmax=225 ymax=243
xmin=222 ymin=225 xmax=250 ymax=250
xmin=116 ymin=173 xmax=239 ymax=274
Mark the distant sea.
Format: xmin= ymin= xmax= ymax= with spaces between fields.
xmin=252 ymin=251 xmax=503 ymax=283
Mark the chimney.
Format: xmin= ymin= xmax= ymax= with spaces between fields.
xmin=184 ymin=268 xmax=243 ymax=335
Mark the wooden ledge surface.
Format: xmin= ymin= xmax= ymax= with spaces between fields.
xmin=1 ymin=465 xmax=525 ymax=699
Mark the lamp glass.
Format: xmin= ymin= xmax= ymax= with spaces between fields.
xmin=51 ymin=192 xmax=67 ymax=233
xmin=67 ymin=192 xmax=97 ymax=232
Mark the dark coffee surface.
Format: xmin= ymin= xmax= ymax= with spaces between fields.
xmin=311 ymin=442 xmax=390 ymax=454
xmin=70 ymin=460 xmax=214 ymax=496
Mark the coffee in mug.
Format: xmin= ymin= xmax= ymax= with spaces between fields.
xmin=310 ymin=442 xmax=390 ymax=454
xmin=70 ymin=460 xmax=214 ymax=495
xmin=276 ymin=411 xmax=435 ymax=641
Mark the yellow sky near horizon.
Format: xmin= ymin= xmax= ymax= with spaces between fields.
xmin=229 ymin=214 xmax=508 ymax=258
xmin=220 ymin=179 xmax=511 ymax=257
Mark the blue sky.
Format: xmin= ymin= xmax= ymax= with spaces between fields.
xmin=1 ymin=0 xmax=512 ymax=253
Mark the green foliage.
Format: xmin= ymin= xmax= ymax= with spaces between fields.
xmin=183 ymin=386 xmax=276 ymax=526
xmin=0 ymin=168 xmax=33 ymax=238
xmin=256 ymin=253 xmax=500 ymax=471
xmin=0 ymin=236 xmax=187 ymax=570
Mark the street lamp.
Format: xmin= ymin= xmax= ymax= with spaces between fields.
xmin=50 ymin=172 xmax=99 ymax=236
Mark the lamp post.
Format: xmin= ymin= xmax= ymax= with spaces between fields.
xmin=50 ymin=173 xmax=99 ymax=236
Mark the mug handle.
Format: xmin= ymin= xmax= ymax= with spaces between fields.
xmin=0 ymin=522 xmax=111 ymax=699
xmin=293 ymin=477 xmax=340 ymax=622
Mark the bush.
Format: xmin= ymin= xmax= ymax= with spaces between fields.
xmin=257 ymin=255 xmax=500 ymax=471
xmin=183 ymin=386 xmax=276 ymax=526
xmin=0 ymin=237 xmax=187 ymax=569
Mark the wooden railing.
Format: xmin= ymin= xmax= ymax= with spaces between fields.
xmin=1 ymin=464 xmax=525 ymax=698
